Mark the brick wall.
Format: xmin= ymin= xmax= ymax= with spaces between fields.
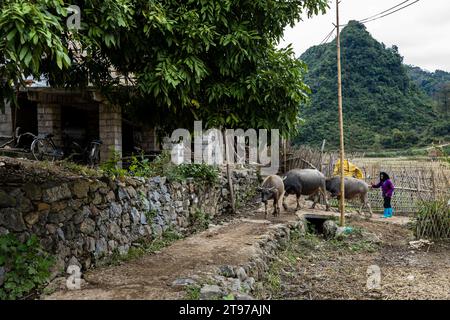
xmin=99 ymin=103 xmax=122 ymax=163
xmin=140 ymin=126 xmax=159 ymax=151
xmin=37 ymin=103 xmax=62 ymax=146
xmin=0 ymin=101 xmax=13 ymax=137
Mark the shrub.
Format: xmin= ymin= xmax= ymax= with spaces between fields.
xmin=99 ymin=150 xmax=127 ymax=178
xmin=167 ymin=163 xmax=220 ymax=185
xmin=127 ymin=151 xmax=175 ymax=178
xmin=100 ymin=149 xmax=220 ymax=184
xmin=443 ymin=145 xmax=450 ymax=156
xmin=414 ymin=199 xmax=450 ymax=240
xmin=128 ymin=154 xmax=153 ymax=177
xmin=0 ymin=234 xmax=55 ymax=300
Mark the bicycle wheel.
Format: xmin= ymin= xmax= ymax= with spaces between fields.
xmin=65 ymin=141 xmax=84 ymax=163
xmin=31 ymin=138 xmax=56 ymax=161
xmin=88 ymin=143 xmax=101 ymax=167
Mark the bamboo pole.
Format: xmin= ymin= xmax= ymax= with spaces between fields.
xmin=336 ymin=0 xmax=346 ymax=227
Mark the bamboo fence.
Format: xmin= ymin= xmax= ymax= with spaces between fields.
xmin=354 ymin=159 xmax=450 ymax=214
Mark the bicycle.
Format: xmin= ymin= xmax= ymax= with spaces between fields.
xmin=65 ymin=139 xmax=103 ymax=167
xmin=0 ymin=127 xmax=37 ymax=151
xmin=30 ymin=133 xmax=64 ymax=161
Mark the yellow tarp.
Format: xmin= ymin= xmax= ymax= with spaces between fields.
xmin=333 ymin=159 xmax=364 ymax=180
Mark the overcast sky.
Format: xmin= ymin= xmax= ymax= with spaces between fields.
xmin=279 ymin=0 xmax=450 ymax=72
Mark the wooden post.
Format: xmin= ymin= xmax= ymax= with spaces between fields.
xmin=223 ymin=129 xmax=236 ymax=214
xmin=336 ymin=0 xmax=346 ymax=227
xmin=417 ymin=171 xmax=421 ymax=193
xmin=280 ymin=138 xmax=287 ymax=173
xmin=319 ymin=139 xmax=326 ymax=173
xmin=431 ymin=169 xmax=436 ymax=201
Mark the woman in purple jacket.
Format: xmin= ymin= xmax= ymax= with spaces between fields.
xmin=371 ymin=172 xmax=395 ymax=218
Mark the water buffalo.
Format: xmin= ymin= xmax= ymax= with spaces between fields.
xmin=282 ymin=169 xmax=330 ymax=211
xmin=325 ymin=176 xmax=373 ymax=217
xmin=257 ymin=175 xmax=285 ymax=218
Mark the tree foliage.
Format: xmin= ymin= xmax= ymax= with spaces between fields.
xmin=0 ymin=234 xmax=54 ymax=300
xmin=1 ymin=0 xmax=329 ymax=137
xmin=296 ymin=21 xmax=444 ymax=150
xmin=0 ymin=0 xmax=71 ymax=106
xmin=406 ymin=66 xmax=450 ymax=98
xmin=406 ymin=67 xmax=450 ymax=141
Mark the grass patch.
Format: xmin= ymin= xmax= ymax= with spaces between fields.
xmin=190 ymin=209 xmax=210 ymax=231
xmin=145 ymin=229 xmax=182 ymax=253
xmin=108 ymin=229 xmax=183 ymax=266
xmin=326 ymin=225 xmax=378 ymax=253
xmin=222 ymin=293 xmax=235 ymax=300
xmin=57 ymin=160 xmax=100 ymax=177
xmin=265 ymin=268 xmax=282 ymax=296
xmin=144 ymin=209 xmax=158 ymax=223
xmin=348 ymin=240 xmax=377 ymax=253
xmin=185 ymin=285 xmax=201 ymax=300
xmin=254 ymin=229 xmax=303 ymax=299
xmin=255 ymin=223 xmax=381 ymax=299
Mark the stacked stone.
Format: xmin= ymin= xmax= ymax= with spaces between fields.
xmin=0 ymin=159 xmax=259 ymax=277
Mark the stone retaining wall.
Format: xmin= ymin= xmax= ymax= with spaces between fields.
xmin=173 ymin=216 xmax=308 ymax=300
xmin=0 ymin=159 xmax=259 ymax=276
xmin=201 ymin=217 xmax=307 ymax=300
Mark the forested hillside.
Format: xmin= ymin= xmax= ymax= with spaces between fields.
xmin=296 ymin=21 xmax=446 ymax=150
xmin=406 ymin=66 xmax=450 ymax=139
xmin=406 ymin=66 xmax=450 ymax=97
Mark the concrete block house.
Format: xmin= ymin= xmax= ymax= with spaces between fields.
xmin=0 ymin=82 xmax=160 ymax=163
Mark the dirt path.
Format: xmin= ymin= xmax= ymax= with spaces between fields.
xmin=44 ymin=197 xmax=417 ymax=300
xmin=45 ymin=196 xmax=305 ymax=300
xmin=45 ymin=219 xmax=273 ymax=299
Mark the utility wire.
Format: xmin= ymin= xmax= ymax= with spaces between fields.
xmin=337 ymin=1 xmax=420 ymax=28
xmin=316 ymin=0 xmax=420 ymax=45
xmin=360 ymin=0 xmax=420 ymax=24
xmin=320 ymin=28 xmax=336 ymax=45
xmin=359 ymin=0 xmax=411 ymax=23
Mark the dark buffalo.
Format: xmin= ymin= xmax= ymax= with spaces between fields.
xmin=282 ymin=169 xmax=330 ymax=211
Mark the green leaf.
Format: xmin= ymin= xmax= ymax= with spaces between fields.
xmin=6 ymin=29 xmax=17 ymax=41
xmin=19 ymin=46 xmax=28 ymax=61
xmin=56 ymin=53 xmax=63 ymax=69
xmin=23 ymin=51 xmax=33 ymax=67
